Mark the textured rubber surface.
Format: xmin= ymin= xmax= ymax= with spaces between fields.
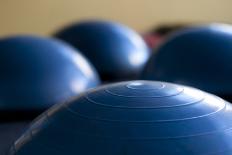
xmin=9 ymin=81 xmax=232 ymax=155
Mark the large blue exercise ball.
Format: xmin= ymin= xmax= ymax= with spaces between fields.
xmin=9 ymin=81 xmax=232 ymax=155
xmin=0 ymin=35 xmax=100 ymax=114
xmin=142 ymin=24 xmax=232 ymax=101
xmin=54 ymin=20 xmax=150 ymax=81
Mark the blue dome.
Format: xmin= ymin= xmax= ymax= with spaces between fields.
xmin=10 ymin=81 xmax=232 ymax=154
xmin=55 ymin=20 xmax=150 ymax=81
xmin=0 ymin=35 xmax=100 ymax=112
xmin=142 ymin=24 xmax=232 ymax=99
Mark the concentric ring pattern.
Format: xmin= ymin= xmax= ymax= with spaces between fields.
xmin=9 ymin=81 xmax=232 ymax=155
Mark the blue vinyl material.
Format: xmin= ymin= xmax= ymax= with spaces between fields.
xmin=9 ymin=81 xmax=232 ymax=155
xmin=55 ymin=20 xmax=150 ymax=81
xmin=142 ymin=24 xmax=232 ymax=99
xmin=0 ymin=35 xmax=100 ymax=111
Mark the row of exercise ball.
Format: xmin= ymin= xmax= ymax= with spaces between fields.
xmin=55 ymin=21 xmax=232 ymax=102
xmin=0 ymin=20 xmax=150 ymax=113
xmin=1 ymin=22 xmax=231 ymax=112
xmin=1 ymin=20 xmax=232 ymax=154
xmin=0 ymin=20 xmax=150 ymax=154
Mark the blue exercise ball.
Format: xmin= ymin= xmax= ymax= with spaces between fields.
xmin=0 ymin=35 xmax=100 ymax=115
xmin=142 ymin=24 xmax=232 ymax=101
xmin=54 ymin=20 xmax=150 ymax=81
xmin=9 ymin=81 xmax=232 ymax=155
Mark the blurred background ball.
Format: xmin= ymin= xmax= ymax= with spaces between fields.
xmin=0 ymin=35 xmax=100 ymax=113
xmin=10 ymin=81 xmax=232 ymax=155
xmin=0 ymin=35 xmax=100 ymax=154
xmin=55 ymin=20 xmax=150 ymax=82
xmin=142 ymin=24 xmax=232 ymax=101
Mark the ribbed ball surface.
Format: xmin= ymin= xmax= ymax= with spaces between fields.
xmin=10 ymin=81 xmax=232 ymax=155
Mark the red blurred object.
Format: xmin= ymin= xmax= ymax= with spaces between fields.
xmin=143 ymin=33 xmax=163 ymax=49
xmin=143 ymin=24 xmax=189 ymax=50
